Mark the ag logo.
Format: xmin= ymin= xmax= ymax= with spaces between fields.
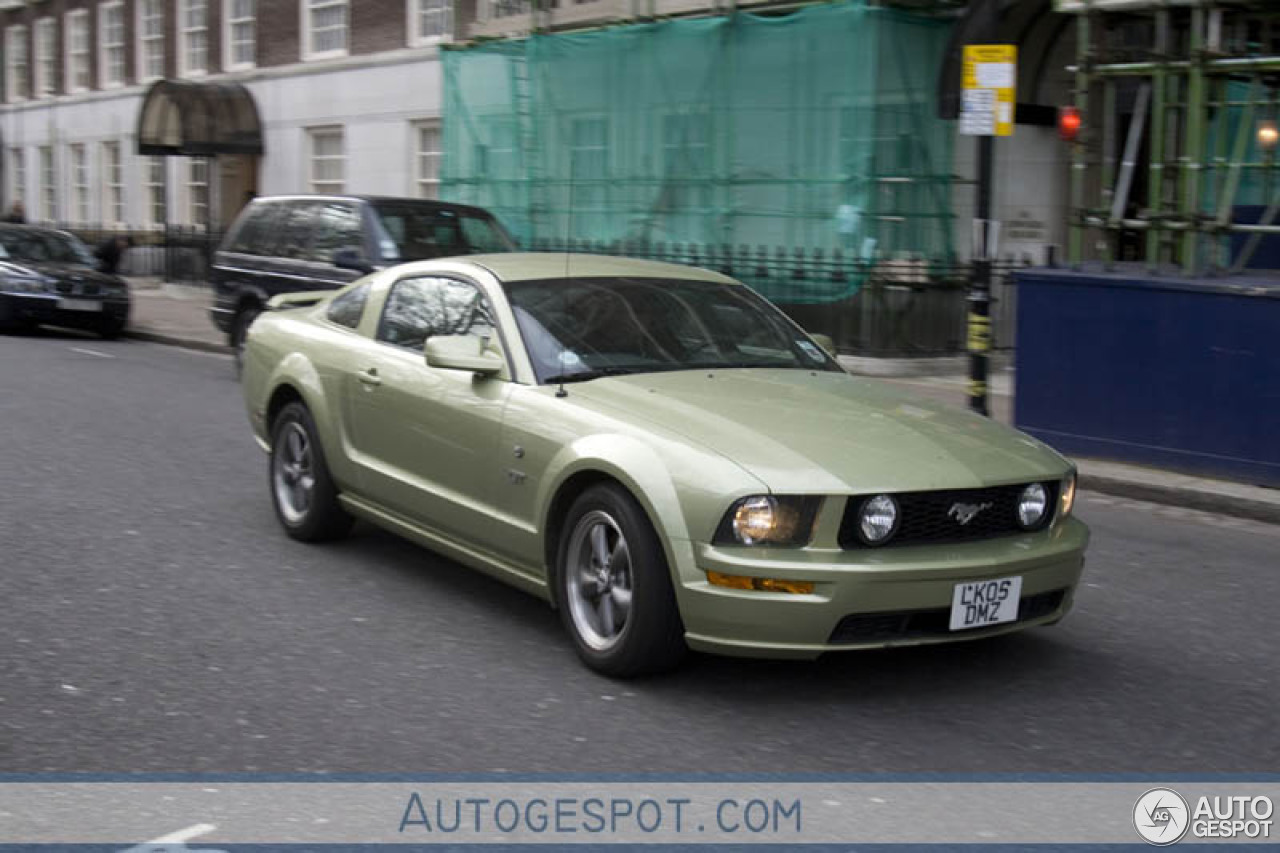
xmin=1134 ymin=787 xmax=1190 ymax=845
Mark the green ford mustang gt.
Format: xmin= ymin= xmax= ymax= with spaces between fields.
xmin=242 ymin=253 xmax=1088 ymax=676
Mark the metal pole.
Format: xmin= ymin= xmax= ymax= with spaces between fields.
xmin=1180 ymin=2 xmax=1207 ymax=272
xmin=1147 ymin=7 xmax=1168 ymax=266
xmin=1068 ymin=10 xmax=1091 ymax=264
xmin=968 ymin=133 xmax=993 ymax=417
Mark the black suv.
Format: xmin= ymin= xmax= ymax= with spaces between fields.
xmin=209 ymin=195 xmax=516 ymax=362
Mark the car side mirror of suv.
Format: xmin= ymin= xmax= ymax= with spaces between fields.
xmin=424 ymin=335 xmax=504 ymax=376
xmin=809 ymin=333 xmax=837 ymax=356
xmin=332 ymin=248 xmax=373 ymax=273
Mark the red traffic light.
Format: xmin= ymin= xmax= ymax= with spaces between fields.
xmin=1058 ymin=106 xmax=1082 ymax=141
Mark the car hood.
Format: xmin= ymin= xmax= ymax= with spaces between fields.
xmin=1 ymin=259 xmax=121 ymax=283
xmin=569 ymin=369 xmax=1070 ymax=494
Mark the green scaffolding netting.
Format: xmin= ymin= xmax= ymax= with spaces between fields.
xmin=441 ymin=0 xmax=955 ymax=302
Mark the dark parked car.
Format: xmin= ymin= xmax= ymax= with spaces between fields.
xmin=0 ymin=224 xmax=131 ymax=338
xmin=208 ymin=195 xmax=516 ymax=365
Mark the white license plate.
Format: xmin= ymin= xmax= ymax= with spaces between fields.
xmin=59 ymin=298 xmax=102 ymax=312
xmin=949 ymin=575 xmax=1022 ymax=631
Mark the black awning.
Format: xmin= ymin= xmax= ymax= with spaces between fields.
xmin=136 ymin=79 xmax=263 ymax=157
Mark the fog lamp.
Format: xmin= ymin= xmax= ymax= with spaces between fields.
xmin=1017 ymin=483 xmax=1049 ymax=529
xmin=856 ymin=494 xmax=899 ymax=545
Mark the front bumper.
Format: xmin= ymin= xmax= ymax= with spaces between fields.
xmin=0 ymin=291 xmax=129 ymax=329
xmin=673 ymin=516 xmax=1089 ymax=658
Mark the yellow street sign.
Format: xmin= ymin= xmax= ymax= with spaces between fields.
xmin=961 ymin=44 xmax=1017 ymax=137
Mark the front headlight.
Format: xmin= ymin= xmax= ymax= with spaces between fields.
xmin=0 ymin=274 xmax=50 ymax=294
xmin=1017 ymin=482 xmax=1049 ymax=529
xmin=714 ymin=495 xmax=821 ymax=547
xmin=1060 ymin=470 xmax=1077 ymax=519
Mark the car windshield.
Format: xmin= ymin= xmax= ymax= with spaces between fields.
xmin=370 ymin=203 xmax=516 ymax=262
xmin=0 ymin=229 xmax=95 ymax=266
xmin=505 ymin=276 xmax=841 ymax=383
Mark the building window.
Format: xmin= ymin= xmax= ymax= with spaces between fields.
xmin=180 ymin=0 xmax=209 ymax=76
xmin=570 ymin=116 xmax=608 ymax=208
xmin=189 ymin=158 xmax=210 ymax=225
xmin=34 ymin=19 xmax=56 ymax=98
xmin=138 ymin=0 xmax=166 ymax=82
xmin=9 ymin=148 xmax=25 ymax=207
xmin=414 ymin=122 xmax=441 ymax=199
xmin=308 ymin=128 xmax=345 ymax=194
xmin=146 ymin=157 xmax=167 ymax=226
xmin=303 ymin=0 xmax=348 ymax=60
xmin=102 ymin=142 xmax=124 ymax=224
xmin=410 ymin=0 xmax=452 ymax=45
xmin=6 ymin=26 xmax=29 ymax=103
xmin=39 ymin=146 xmax=56 ymax=222
xmin=69 ymin=145 xmax=90 ymax=224
xmin=99 ymin=2 xmax=126 ymax=88
xmin=224 ymin=0 xmax=256 ymax=70
xmin=662 ymin=111 xmax=711 ymax=209
xmin=65 ymin=10 xmax=91 ymax=93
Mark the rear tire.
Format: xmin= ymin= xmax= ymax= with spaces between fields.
xmin=269 ymin=401 xmax=353 ymax=542
xmin=556 ymin=483 xmax=686 ymax=677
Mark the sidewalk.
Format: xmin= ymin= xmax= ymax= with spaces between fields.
xmin=124 ymin=278 xmax=1280 ymax=524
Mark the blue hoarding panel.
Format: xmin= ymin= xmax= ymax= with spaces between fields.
xmin=1013 ymin=267 xmax=1280 ymax=488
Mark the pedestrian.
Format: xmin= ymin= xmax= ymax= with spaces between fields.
xmin=94 ymin=235 xmax=134 ymax=275
xmin=3 ymin=200 xmax=25 ymax=223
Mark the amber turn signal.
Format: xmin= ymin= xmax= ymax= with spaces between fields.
xmin=706 ymin=571 xmax=815 ymax=595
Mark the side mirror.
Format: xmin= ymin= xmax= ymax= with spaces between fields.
xmin=332 ymin=247 xmax=372 ymax=273
xmin=809 ymin=333 xmax=837 ymax=356
xmin=424 ymin=335 xmax=504 ymax=376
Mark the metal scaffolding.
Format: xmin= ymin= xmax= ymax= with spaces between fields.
xmin=1058 ymin=0 xmax=1280 ymax=273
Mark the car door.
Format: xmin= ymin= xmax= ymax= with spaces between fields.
xmin=342 ymin=273 xmax=513 ymax=546
xmin=257 ymin=202 xmax=322 ymax=295
xmin=307 ymin=200 xmax=369 ymax=289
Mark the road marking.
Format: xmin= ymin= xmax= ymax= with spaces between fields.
xmin=69 ymin=347 xmax=115 ymax=359
xmin=142 ymin=823 xmax=217 ymax=845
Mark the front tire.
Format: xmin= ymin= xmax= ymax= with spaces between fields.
xmin=98 ymin=314 xmax=128 ymax=339
xmin=556 ymin=484 xmax=686 ymax=676
xmin=269 ymin=401 xmax=353 ymax=542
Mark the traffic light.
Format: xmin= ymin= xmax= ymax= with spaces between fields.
xmin=1058 ymin=106 xmax=1082 ymax=142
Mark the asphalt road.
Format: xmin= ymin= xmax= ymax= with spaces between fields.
xmin=1 ymin=330 xmax=1276 ymax=774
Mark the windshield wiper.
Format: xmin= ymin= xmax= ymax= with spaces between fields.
xmin=542 ymin=366 xmax=644 ymax=385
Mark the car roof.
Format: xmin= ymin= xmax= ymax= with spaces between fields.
xmin=463 ymin=252 xmax=740 ymax=285
xmin=0 ymin=223 xmax=74 ymax=238
xmin=247 ymin=194 xmax=499 ymax=218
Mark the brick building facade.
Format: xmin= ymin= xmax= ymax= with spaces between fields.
xmin=0 ymin=0 xmax=460 ymax=228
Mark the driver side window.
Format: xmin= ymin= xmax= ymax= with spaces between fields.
xmin=376 ymin=275 xmax=495 ymax=352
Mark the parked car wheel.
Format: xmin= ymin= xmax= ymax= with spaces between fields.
xmin=269 ymin=401 xmax=353 ymax=542
xmin=556 ymin=483 xmax=686 ymax=677
xmin=97 ymin=315 xmax=128 ymax=340
xmin=231 ymin=305 xmax=261 ymax=376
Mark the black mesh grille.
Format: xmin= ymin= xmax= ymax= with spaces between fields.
xmin=827 ymin=588 xmax=1067 ymax=645
xmin=839 ymin=482 xmax=1058 ymax=549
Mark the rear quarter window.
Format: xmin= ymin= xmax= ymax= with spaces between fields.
xmin=326 ymin=283 xmax=370 ymax=329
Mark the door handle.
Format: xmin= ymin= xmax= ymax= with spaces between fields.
xmin=357 ymin=367 xmax=382 ymax=387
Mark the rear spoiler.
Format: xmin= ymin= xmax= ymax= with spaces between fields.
xmin=266 ymin=290 xmax=332 ymax=311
